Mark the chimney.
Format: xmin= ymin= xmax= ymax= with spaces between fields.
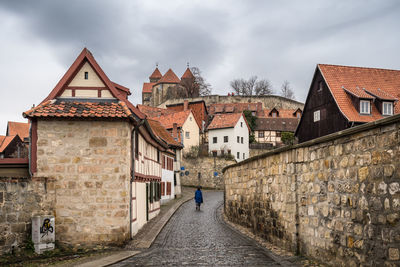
xmin=173 ymin=123 xmax=178 ymax=140
xmin=183 ymin=100 xmax=189 ymax=111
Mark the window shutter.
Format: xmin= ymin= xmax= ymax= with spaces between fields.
xmin=150 ymin=182 xmax=153 ymax=203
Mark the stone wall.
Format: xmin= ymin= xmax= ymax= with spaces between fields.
xmin=158 ymin=95 xmax=304 ymax=110
xmin=0 ymin=177 xmax=54 ymax=255
xmin=35 ymin=120 xmax=132 ymax=248
xmin=223 ymin=114 xmax=400 ymax=266
xmin=181 ymin=157 xmax=235 ymax=189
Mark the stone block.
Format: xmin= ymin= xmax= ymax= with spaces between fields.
xmin=89 ymin=137 xmax=107 ymax=147
xmin=388 ymin=248 xmax=399 ymax=261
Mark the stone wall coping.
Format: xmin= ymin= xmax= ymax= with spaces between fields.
xmin=223 ymin=113 xmax=400 ymax=173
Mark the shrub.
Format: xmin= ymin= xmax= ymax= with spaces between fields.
xmin=281 ymin=132 xmax=295 ymax=145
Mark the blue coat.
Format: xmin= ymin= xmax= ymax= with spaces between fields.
xmin=195 ymin=189 xmax=203 ymax=203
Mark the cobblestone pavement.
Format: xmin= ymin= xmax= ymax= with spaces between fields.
xmin=112 ymin=191 xmax=288 ymax=266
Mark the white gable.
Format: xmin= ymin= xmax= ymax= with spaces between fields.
xmin=68 ymin=62 xmax=105 ymax=87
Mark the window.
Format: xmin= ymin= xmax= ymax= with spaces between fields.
xmin=237 ymin=136 xmax=240 ymax=143
xmin=383 ymin=102 xmax=393 ymax=115
xmin=360 ymin=100 xmax=370 ymax=114
xmin=318 ymin=81 xmax=323 ymax=92
xmin=84 ymin=71 xmax=89 ymax=80
xmin=258 ymin=131 xmax=264 ymax=138
xmin=243 ymin=153 xmax=245 ymax=159
xmin=241 ymin=122 xmax=243 ymax=127
xmin=252 ymin=111 xmax=256 ymax=116
xmin=241 ymin=137 xmax=243 ymax=144
xmin=157 ymin=151 xmax=160 ymax=163
xmin=224 ymin=136 xmax=228 ymax=143
xmin=212 ymin=151 xmax=217 ymax=157
xmin=190 ymin=116 xmax=192 ymax=121
xmin=313 ymin=110 xmax=320 ymax=122
xmin=272 ymin=112 xmax=277 ymax=118
xmin=185 ymin=131 xmax=190 ymax=139
xmin=237 ymin=152 xmax=240 ymax=159
xmin=276 ymin=131 xmax=281 ymax=137
xmin=297 ymin=112 xmax=301 ymax=118
xmin=213 ymin=137 xmax=217 ymax=143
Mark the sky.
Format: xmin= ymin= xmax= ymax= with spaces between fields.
xmin=1 ymin=0 xmax=400 ymax=134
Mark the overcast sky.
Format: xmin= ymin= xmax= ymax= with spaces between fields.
xmin=1 ymin=0 xmax=400 ymax=134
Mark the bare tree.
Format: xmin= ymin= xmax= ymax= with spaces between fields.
xmin=191 ymin=67 xmax=212 ymax=96
xmin=280 ymin=80 xmax=295 ymax=100
xmin=230 ymin=76 xmax=273 ymax=96
xmin=180 ymin=67 xmax=212 ymax=97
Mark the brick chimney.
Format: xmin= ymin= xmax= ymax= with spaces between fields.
xmin=172 ymin=123 xmax=178 ymax=140
xmin=183 ymin=100 xmax=189 ymax=111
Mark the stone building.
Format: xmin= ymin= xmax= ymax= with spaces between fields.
xmin=142 ymin=67 xmax=196 ymax=107
xmin=22 ymin=48 xmax=170 ymax=247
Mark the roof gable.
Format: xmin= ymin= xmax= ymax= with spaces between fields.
xmin=150 ymin=110 xmax=191 ymax=129
xmin=208 ymin=113 xmax=244 ymax=130
xmin=0 ymin=135 xmax=21 ymax=153
xmin=149 ymin=67 xmax=162 ymax=79
xmin=181 ymin=68 xmax=194 ymax=79
xmin=33 ymin=48 xmax=144 ymax=120
xmin=156 ymin=69 xmax=181 ymax=84
xmin=147 ymin=119 xmax=182 ymax=148
xmin=7 ymin=121 xmax=29 ymax=139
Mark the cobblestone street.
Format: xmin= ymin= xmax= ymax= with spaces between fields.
xmin=112 ymin=191 xmax=286 ymax=266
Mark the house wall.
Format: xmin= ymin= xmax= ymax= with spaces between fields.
xmin=35 ymin=120 xmax=131 ymax=247
xmin=296 ymin=70 xmax=349 ymax=143
xmin=161 ymin=153 xmax=174 ymax=204
xmin=182 ymin=112 xmax=200 ymax=153
xmin=68 ymin=62 xmax=105 ymax=87
xmin=224 ymin=115 xmax=400 ymax=266
xmin=254 ymin=130 xmax=281 ymax=145
xmin=233 ymin=116 xmax=249 ymax=161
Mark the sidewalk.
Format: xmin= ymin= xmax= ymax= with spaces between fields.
xmin=56 ymin=187 xmax=195 ymax=267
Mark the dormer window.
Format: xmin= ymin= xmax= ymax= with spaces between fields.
xmin=382 ymin=102 xmax=393 ymax=116
xmin=272 ymin=112 xmax=277 ymax=118
xmin=84 ymin=71 xmax=89 ymax=80
xmin=360 ymin=100 xmax=370 ymax=114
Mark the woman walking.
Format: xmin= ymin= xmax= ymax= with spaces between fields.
xmin=194 ymin=187 xmax=203 ymax=211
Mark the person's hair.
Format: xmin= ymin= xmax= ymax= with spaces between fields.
xmin=197 ymin=186 xmax=201 ymax=190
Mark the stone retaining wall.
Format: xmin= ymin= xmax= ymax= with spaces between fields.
xmin=181 ymin=157 xmax=235 ymax=189
xmin=223 ymin=114 xmax=400 ymax=266
xmin=0 ymin=177 xmax=54 ymax=255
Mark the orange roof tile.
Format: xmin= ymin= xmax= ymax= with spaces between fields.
xmin=262 ymin=108 xmax=302 ymax=118
xmin=0 ymin=135 xmax=18 ymax=153
xmin=156 ymin=69 xmax=181 ymax=84
xmin=147 ymin=119 xmax=182 ymax=148
xmin=342 ymin=86 xmax=373 ymax=99
xmin=112 ymin=82 xmax=131 ymax=95
xmin=208 ymin=102 xmax=263 ymax=116
xmin=318 ymin=64 xmax=400 ymax=122
xmin=137 ymin=104 xmax=176 ymax=117
xmin=255 ymin=118 xmax=299 ymax=132
xmin=207 ymin=113 xmax=244 ymax=130
xmin=23 ymin=100 xmax=132 ymax=119
xmin=181 ymin=68 xmax=194 ymax=79
xmin=7 ymin=121 xmax=29 ymax=139
xmin=149 ymin=67 xmax=162 ymax=79
xmin=150 ymin=110 xmax=191 ymax=129
xmin=142 ymin=82 xmax=155 ymax=93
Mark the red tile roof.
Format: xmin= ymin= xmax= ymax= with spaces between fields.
xmin=318 ymin=64 xmax=400 ymax=122
xmin=255 ymin=118 xmax=299 ymax=132
xmin=149 ymin=67 xmax=162 ymax=79
xmin=208 ymin=102 xmax=263 ymax=116
xmin=142 ymin=82 xmax=155 ymax=93
xmin=147 ymin=119 xmax=182 ymax=148
xmin=150 ymin=110 xmax=191 ymax=129
xmin=137 ymin=104 xmax=176 ymax=117
xmin=166 ymin=101 xmax=208 ymax=129
xmin=7 ymin=121 xmax=29 ymax=140
xmin=23 ymin=100 xmax=132 ymax=119
xmin=181 ymin=68 xmax=194 ymax=79
xmin=0 ymin=135 xmax=18 ymax=153
xmin=342 ymin=86 xmax=373 ymax=99
xmin=112 ymin=82 xmax=131 ymax=95
xmin=208 ymin=113 xmax=245 ymax=130
xmin=262 ymin=108 xmax=302 ymax=118
xmin=156 ymin=69 xmax=181 ymax=84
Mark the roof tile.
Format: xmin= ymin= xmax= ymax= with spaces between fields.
xmin=7 ymin=121 xmax=29 ymax=139
xmin=156 ymin=69 xmax=181 ymax=84
xmin=208 ymin=113 xmax=243 ymax=130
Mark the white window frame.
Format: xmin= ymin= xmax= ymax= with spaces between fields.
xmin=382 ymin=101 xmax=393 ymax=116
xmin=313 ymin=110 xmax=320 ymax=122
xmin=213 ymin=137 xmax=217 ymax=144
xmin=185 ymin=131 xmax=190 ymax=139
xmin=360 ymin=100 xmax=370 ymax=115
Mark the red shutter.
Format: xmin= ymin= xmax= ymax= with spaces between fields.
xmin=161 ymin=182 xmax=165 ymax=196
xmin=167 ymin=182 xmax=171 ymax=195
